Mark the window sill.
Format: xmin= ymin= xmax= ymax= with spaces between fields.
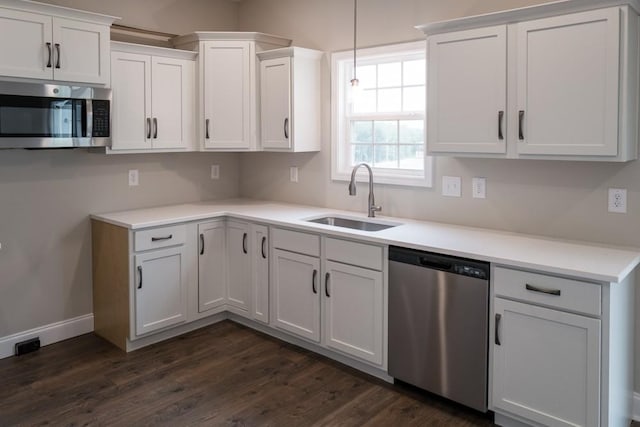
xmin=331 ymin=169 xmax=433 ymax=188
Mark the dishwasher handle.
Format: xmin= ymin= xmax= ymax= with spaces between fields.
xmin=418 ymin=257 xmax=452 ymax=271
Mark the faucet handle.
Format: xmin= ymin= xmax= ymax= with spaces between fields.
xmin=369 ymin=205 xmax=382 ymax=217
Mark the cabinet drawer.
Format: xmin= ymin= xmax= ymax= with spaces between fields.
xmin=325 ymin=238 xmax=383 ymax=271
xmin=494 ymin=267 xmax=601 ymax=317
xmin=271 ymin=227 xmax=319 ymax=256
xmin=134 ymin=224 xmax=186 ymax=252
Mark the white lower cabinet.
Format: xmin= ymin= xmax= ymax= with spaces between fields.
xmin=197 ymin=220 xmax=227 ymax=313
xmin=251 ymin=224 xmax=269 ymax=323
xmin=226 ymin=220 xmax=251 ymax=315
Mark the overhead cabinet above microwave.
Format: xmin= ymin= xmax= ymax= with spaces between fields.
xmin=0 ymin=0 xmax=117 ymax=86
xmin=418 ymin=0 xmax=640 ymax=162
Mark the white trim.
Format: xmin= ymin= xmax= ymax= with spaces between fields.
xmin=634 ymin=392 xmax=640 ymax=421
xmin=0 ymin=314 xmax=94 ymax=359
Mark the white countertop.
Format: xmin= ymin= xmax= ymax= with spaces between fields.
xmin=91 ymin=199 xmax=640 ymax=283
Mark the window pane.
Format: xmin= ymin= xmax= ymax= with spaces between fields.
xmin=399 ymin=120 xmax=424 ymax=144
xmin=352 ymin=144 xmax=372 ymax=164
xmin=377 ymin=88 xmax=401 ymax=112
xmin=374 ymin=145 xmax=398 ymax=168
xmin=399 ymin=145 xmax=424 ymax=170
xmin=351 ymin=121 xmax=373 ymax=143
xmin=403 ymin=86 xmax=425 ymax=112
xmin=356 ymin=65 xmax=376 ymax=89
xmin=377 ymin=62 xmax=401 ymax=87
xmin=353 ymin=88 xmax=376 ymax=113
xmin=403 ymin=60 xmax=425 ymax=86
xmin=374 ymin=121 xmax=398 ymax=144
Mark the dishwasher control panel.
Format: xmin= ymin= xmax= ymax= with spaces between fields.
xmin=454 ymin=264 xmax=488 ymax=279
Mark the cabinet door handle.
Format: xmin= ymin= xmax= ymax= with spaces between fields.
xmin=261 ymin=236 xmax=267 ymax=259
xmin=153 ymin=118 xmax=158 ymax=139
xmin=46 ymin=42 xmax=52 ymax=68
xmin=325 ymin=272 xmax=330 ymax=297
xmin=284 ymin=117 xmax=289 ymax=139
xmin=525 ymin=283 xmax=561 ymax=296
xmin=54 ymin=43 xmax=61 ymax=69
xmin=242 ymin=232 xmax=247 ymax=254
xmin=205 ymin=119 xmax=210 ymax=139
xmin=137 ymin=266 xmax=143 ymax=289
xmin=498 ymin=110 xmax=504 ymax=140
xmin=146 ymin=118 xmax=151 ymax=139
xmin=518 ymin=110 xmax=525 ymax=140
xmin=199 ymin=233 xmax=205 ymax=255
xmin=495 ymin=313 xmax=501 ymax=345
xmin=312 ymin=269 xmax=318 ymax=294
xmin=151 ymin=234 xmax=172 ymax=242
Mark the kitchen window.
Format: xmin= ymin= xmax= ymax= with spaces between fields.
xmin=331 ymin=41 xmax=432 ymax=187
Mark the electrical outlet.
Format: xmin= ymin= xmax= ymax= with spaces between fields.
xmin=608 ymin=188 xmax=627 ymax=213
xmin=472 ymin=177 xmax=486 ymax=199
xmin=290 ymin=166 xmax=299 ymax=183
xmin=128 ymin=169 xmax=139 ymax=187
xmin=211 ymin=164 xmax=220 ymax=180
xmin=442 ymin=176 xmax=461 ymax=197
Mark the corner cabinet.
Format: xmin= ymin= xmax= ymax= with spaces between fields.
xmin=490 ymin=266 xmax=635 ymax=427
xmin=420 ymin=2 xmax=639 ymax=161
xmin=0 ymin=2 xmax=115 ymax=85
xmin=110 ymin=42 xmax=196 ymax=152
xmin=258 ymin=47 xmax=322 ymax=152
xmin=172 ymin=32 xmax=291 ymax=151
xmin=197 ymin=220 xmax=227 ymax=314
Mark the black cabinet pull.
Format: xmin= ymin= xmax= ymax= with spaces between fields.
xmin=205 ymin=119 xmax=210 ymax=139
xmin=137 ymin=266 xmax=143 ymax=289
xmin=46 ymin=42 xmax=52 ymax=68
xmin=498 ymin=110 xmax=504 ymax=140
xmin=284 ymin=118 xmax=289 ymax=139
xmin=199 ymin=233 xmax=205 ymax=255
xmin=153 ymin=118 xmax=158 ymax=139
xmin=261 ymin=236 xmax=267 ymax=259
xmin=525 ymin=284 xmax=561 ymax=296
xmin=146 ymin=118 xmax=151 ymax=139
xmin=151 ymin=234 xmax=172 ymax=242
xmin=242 ymin=232 xmax=247 ymax=254
xmin=518 ymin=110 xmax=525 ymax=140
xmin=325 ymin=272 xmax=331 ymax=297
xmin=54 ymin=43 xmax=61 ymax=69
xmin=495 ymin=313 xmax=501 ymax=345
xmin=312 ymin=269 xmax=318 ymax=294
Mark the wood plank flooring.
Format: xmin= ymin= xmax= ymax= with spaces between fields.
xmin=0 ymin=320 xmax=500 ymax=425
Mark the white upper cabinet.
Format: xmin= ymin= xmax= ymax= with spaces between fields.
xmin=258 ymin=47 xmax=322 ymax=152
xmin=419 ymin=1 xmax=639 ymax=161
xmin=172 ymin=32 xmax=291 ymax=152
xmin=0 ymin=2 xmax=115 ymax=85
xmin=427 ymin=26 xmax=507 ymax=154
xmin=110 ymin=42 xmax=196 ymax=152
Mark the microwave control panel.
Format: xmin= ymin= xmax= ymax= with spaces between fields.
xmin=92 ymin=100 xmax=110 ymax=137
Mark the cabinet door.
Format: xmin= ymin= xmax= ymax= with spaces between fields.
xmin=492 ymin=298 xmax=600 ymax=427
xmin=323 ymin=261 xmax=383 ymax=365
xmin=151 ymin=56 xmax=193 ymax=150
xmin=427 ymin=25 xmax=507 ymax=154
xmin=226 ymin=221 xmax=251 ymax=314
xmin=198 ymin=222 xmax=227 ymax=313
xmin=0 ymin=9 xmax=52 ymax=80
xmin=134 ymin=246 xmax=187 ymax=336
xmin=202 ymin=41 xmax=253 ymax=150
xmin=272 ymin=249 xmax=321 ymax=342
xmin=260 ymin=57 xmax=291 ymax=150
xmin=52 ymin=17 xmax=109 ymax=85
xmin=252 ymin=224 xmax=269 ymax=323
xmin=111 ymin=52 xmax=152 ymax=150
xmin=516 ymin=8 xmax=620 ymax=156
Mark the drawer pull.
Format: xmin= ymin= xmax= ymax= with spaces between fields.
xmin=151 ymin=234 xmax=173 ymax=242
xmin=525 ymin=283 xmax=561 ymax=296
xmin=495 ymin=313 xmax=501 ymax=346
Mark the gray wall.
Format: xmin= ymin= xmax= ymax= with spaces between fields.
xmin=236 ymin=0 xmax=640 ymax=392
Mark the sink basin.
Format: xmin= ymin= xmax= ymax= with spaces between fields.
xmin=306 ymin=215 xmax=400 ymax=232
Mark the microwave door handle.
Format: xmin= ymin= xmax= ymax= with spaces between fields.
xmin=85 ymin=99 xmax=93 ymax=138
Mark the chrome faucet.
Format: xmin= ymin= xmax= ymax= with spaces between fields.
xmin=348 ymin=163 xmax=382 ymax=218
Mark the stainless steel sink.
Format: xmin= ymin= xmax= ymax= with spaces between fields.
xmin=306 ymin=215 xmax=399 ymax=232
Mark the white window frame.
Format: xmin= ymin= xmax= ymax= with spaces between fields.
xmin=331 ymin=40 xmax=432 ymax=188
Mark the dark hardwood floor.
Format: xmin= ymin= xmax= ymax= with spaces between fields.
xmin=0 ymin=320 xmax=490 ymax=426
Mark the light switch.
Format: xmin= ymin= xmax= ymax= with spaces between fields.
xmin=442 ymin=176 xmax=461 ymax=197
xmin=290 ymin=166 xmax=299 ymax=183
xmin=128 ymin=169 xmax=139 ymax=187
xmin=211 ymin=165 xmax=220 ymax=180
xmin=472 ymin=177 xmax=486 ymax=199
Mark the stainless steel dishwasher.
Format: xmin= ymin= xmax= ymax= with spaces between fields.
xmin=388 ymin=246 xmax=490 ymax=412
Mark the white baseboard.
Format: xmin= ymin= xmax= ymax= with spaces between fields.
xmin=634 ymin=392 xmax=640 ymax=422
xmin=0 ymin=314 xmax=94 ymax=359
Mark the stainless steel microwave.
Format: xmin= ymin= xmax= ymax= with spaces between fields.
xmin=0 ymin=82 xmax=111 ymax=148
